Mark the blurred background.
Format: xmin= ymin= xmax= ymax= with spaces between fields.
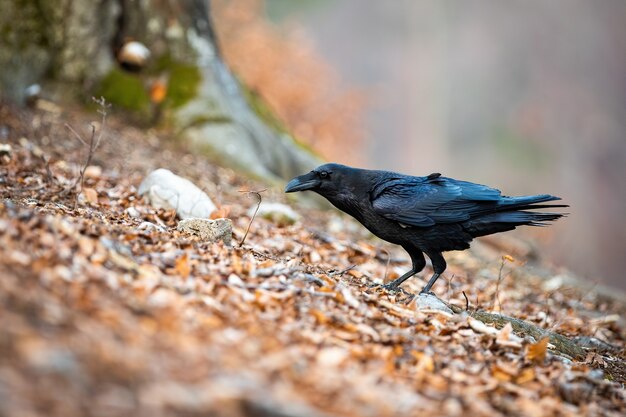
xmin=216 ymin=0 xmax=626 ymax=289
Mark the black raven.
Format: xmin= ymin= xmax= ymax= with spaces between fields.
xmin=285 ymin=163 xmax=567 ymax=294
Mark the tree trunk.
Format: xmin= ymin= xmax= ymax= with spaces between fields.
xmin=0 ymin=0 xmax=321 ymax=182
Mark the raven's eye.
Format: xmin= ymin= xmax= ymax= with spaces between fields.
xmin=319 ymin=171 xmax=329 ymax=179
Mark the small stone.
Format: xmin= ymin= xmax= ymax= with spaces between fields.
xmin=138 ymin=168 xmax=216 ymax=219
xmin=177 ymin=218 xmax=232 ymax=245
xmin=138 ymin=221 xmax=166 ymax=233
xmin=84 ymin=165 xmax=102 ymax=178
xmin=317 ymin=347 xmax=349 ymax=367
xmin=412 ymin=293 xmax=454 ymax=313
xmin=117 ymin=41 xmax=151 ymax=71
xmin=125 ymin=206 xmax=141 ymax=218
xmin=0 ymin=143 xmax=12 ymax=157
xmin=250 ymin=202 xmax=300 ymax=226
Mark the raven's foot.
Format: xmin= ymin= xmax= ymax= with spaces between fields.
xmin=381 ymin=283 xmax=401 ymax=292
xmin=365 ymin=282 xmax=397 ymax=290
xmin=377 ymin=283 xmax=414 ymax=297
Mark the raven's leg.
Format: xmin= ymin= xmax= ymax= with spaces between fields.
xmin=383 ymin=249 xmax=426 ymax=289
xmin=420 ymin=252 xmax=447 ymax=294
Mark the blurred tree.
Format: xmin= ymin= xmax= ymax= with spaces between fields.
xmin=0 ymin=0 xmax=321 ymax=181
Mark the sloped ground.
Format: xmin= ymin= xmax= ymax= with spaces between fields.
xmin=0 ymin=101 xmax=625 ymax=417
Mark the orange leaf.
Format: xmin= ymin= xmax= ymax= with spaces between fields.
xmin=310 ymin=309 xmax=329 ymax=325
xmin=211 ymin=206 xmax=231 ymax=219
xmin=515 ymin=367 xmax=536 ymax=384
xmin=175 ymin=253 xmax=191 ymax=278
xmin=527 ymin=337 xmax=549 ymax=364
xmin=150 ymin=79 xmax=168 ymax=104
xmin=83 ymin=187 xmax=98 ymax=204
xmin=491 ymin=363 xmax=517 ymax=382
xmin=502 ymin=254 xmax=515 ymax=263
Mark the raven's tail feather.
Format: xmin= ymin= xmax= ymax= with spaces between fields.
xmin=465 ymin=194 xmax=567 ymax=238
xmin=496 ymin=194 xmax=566 ymax=210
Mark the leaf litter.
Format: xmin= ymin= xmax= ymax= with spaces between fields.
xmin=0 ymin=102 xmax=625 ymax=416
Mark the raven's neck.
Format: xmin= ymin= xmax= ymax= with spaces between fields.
xmin=324 ymin=192 xmax=371 ymax=225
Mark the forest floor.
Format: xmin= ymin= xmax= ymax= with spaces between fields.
xmin=1 ymin=100 xmax=625 ymax=417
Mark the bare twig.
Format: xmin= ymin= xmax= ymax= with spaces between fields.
xmin=43 ymin=155 xmax=55 ymax=185
xmin=64 ymin=97 xmax=110 ymax=205
xmin=238 ymin=188 xmax=266 ymax=246
xmin=462 ymin=291 xmax=470 ymax=311
xmin=380 ymin=247 xmax=391 ymax=281
xmin=493 ymin=256 xmax=508 ymax=312
xmin=330 ymin=264 xmax=356 ymax=277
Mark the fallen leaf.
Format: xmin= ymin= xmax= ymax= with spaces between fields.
xmin=527 ymin=337 xmax=549 ymax=364
xmin=468 ymin=317 xmax=498 ymax=335
xmin=515 ymin=367 xmax=536 ymax=384
xmin=175 ymin=253 xmax=191 ymax=278
xmin=83 ymin=187 xmax=98 ymax=204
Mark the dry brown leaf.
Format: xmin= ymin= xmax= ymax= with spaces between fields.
xmin=83 ymin=187 xmax=98 ymax=204
xmin=515 ymin=367 xmax=536 ymax=384
xmin=210 ymin=206 xmax=231 ymax=219
xmin=468 ymin=317 xmax=498 ymax=335
xmin=310 ymin=309 xmax=329 ymax=325
xmin=411 ymin=351 xmax=435 ymax=373
xmin=491 ymin=362 xmax=518 ymax=382
xmin=175 ymin=253 xmax=191 ymax=278
xmin=527 ymin=337 xmax=549 ymax=364
xmin=347 ymin=269 xmax=362 ymax=279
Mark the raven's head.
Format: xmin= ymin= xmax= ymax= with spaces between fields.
xmin=285 ymin=163 xmax=355 ymax=198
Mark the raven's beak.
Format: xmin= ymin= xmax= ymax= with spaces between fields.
xmin=285 ymin=172 xmax=320 ymax=193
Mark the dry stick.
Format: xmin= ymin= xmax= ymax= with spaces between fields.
xmin=64 ymin=97 xmax=109 ymax=205
xmin=238 ymin=189 xmax=266 ymax=246
xmin=445 ymin=273 xmax=456 ymax=304
xmin=462 ymin=291 xmax=470 ymax=311
xmin=380 ymin=247 xmax=391 ymax=281
xmin=493 ymin=256 xmax=507 ymax=312
xmin=332 ymin=264 xmax=357 ymax=277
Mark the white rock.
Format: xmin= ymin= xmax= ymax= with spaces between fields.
xmin=125 ymin=206 xmax=141 ymax=218
xmin=249 ymin=202 xmax=300 ymax=226
xmin=137 ymin=221 xmax=166 ymax=233
xmin=412 ymin=293 xmax=453 ymax=313
xmin=177 ymin=218 xmax=232 ymax=246
xmin=0 ymin=143 xmax=12 ymax=158
xmin=138 ymin=169 xmax=216 ymax=219
xmin=118 ymin=41 xmax=151 ymax=67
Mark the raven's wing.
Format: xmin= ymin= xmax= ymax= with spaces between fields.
xmin=370 ymin=175 xmax=502 ymax=227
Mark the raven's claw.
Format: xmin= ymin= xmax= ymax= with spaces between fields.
xmin=381 ymin=283 xmax=401 ymax=292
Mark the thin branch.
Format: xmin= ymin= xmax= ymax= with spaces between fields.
xmin=462 ymin=291 xmax=470 ymax=311
xmin=63 ymin=97 xmax=110 ymax=205
xmin=380 ymin=247 xmax=391 ymax=281
xmin=238 ymin=188 xmax=266 ymax=246
xmin=493 ymin=256 xmax=508 ymax=312
xmin=65 ymin=123 xmax=88 ymax=146
xmin=330 ymin=264 xmax=356 ymax=277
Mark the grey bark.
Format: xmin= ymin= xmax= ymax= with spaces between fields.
xmin=0 ymin=0 xmax=321 ymax=182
